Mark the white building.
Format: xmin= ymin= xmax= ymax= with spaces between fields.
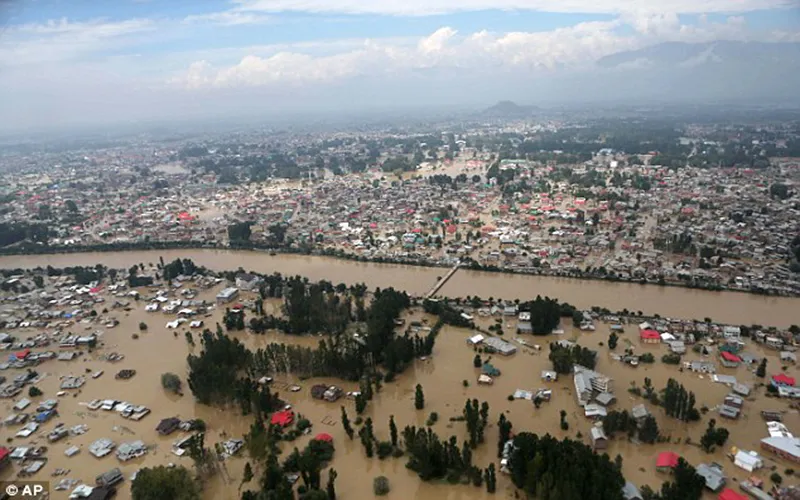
xmin=216 ymin=287 xmax=239 ymax=304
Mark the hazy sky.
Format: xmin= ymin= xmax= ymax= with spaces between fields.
xmin=1 ymin=0 xmax=799 ymax=133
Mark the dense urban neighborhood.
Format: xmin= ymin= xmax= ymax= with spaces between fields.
xmin=2 ymin=111 xmax=799 ymax=298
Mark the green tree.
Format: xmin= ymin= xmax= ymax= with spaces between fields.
xmin=341 ymin=406 xmax=354 ymax=439
xmin=131 ymin=465 xmax=201 ymax=500
xmin=660 ymin=458 xmax=705 ymax=500
xmin=327 ymin=469 xmax=338 ymax=500
xmin=373 ymin=476 xmax=390 ymax=496
xmin=608 ymin=332 xmax=618 ymax=350
xmin=64 ymin=199 xmax=78 ymax=213
xmin=473 ymin=354 xmax=482 ymax=368
xmin=389 ymin=415 xmax=398 ymax=447
xmin=639 ymin=415 xmax=660 ymax=444
xmin=33 ymin=275 xmax=44 ymax=288
xmin=700 ymin=419 xmax=729 ymax=452
xmin=484 ymin=463 xmax=497 ymax=493
xmin=240 ymin=462 xmax=253 ymax=491
xmin=756 ymin=358 xmax=767 ymax=378
xmin=139 ymin=321 xmax=148 ymax=331
xmin=161 ymin=373 xmax=182 ymax=394
xmin=28 ymin=386 xmax=42 ymax=397
xmin=497 ymin=413 xmax=513 ymax=458
xmin=355 ymin=393 xmax=367 ymax=415
xmin=415 ymin=384 xmax=425 ymax=410
xmin=770 ymin=183 xmax=790 ymax=200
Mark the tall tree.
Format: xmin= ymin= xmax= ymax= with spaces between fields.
xmin=639 ymin=415 xmax=660 ymax=444
xmin=389 ymin=415 xmax=398 ymax=447
xmin=415 ymin=384 xmax=425 ymax=410
xmin=341 ymin=406 xmax=354 ymax=440
xmin=131 ymin=466 xmax=201 ymax=500
xmin=326 ymin=469 xmax=338 ymax=500
xmin=756 ymin=358 xmax=767 ymax=378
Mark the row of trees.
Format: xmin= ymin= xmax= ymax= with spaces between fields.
xmin=548 ymin=343 xmax=597 ymax=374
xmin=508 ymin=433 xmax=625 ymax=500
xmin=662 ymin=378 xmax=700 ymax=422
xmin=342 ymin=400 xmax=497 ymax=492
xmin=602 ymin=410 xmax=660 ymax=444
xmin=188 ymin=283 xmax=434 ymax=405
xmin=402 ymin=425 xmax=489 ymax=489
xmin=520 ymin=295 xmax=577 ymax=335
xmin=422 ymin=299 xmax=474 ymax=328
xmin=162 ymin=258 xmax=202 ymax=280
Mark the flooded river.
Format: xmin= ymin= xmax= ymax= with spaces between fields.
xmin=1 ymin=249 xmax=799 ymax=327
xmin=1 ymin=281 xmax=797 ymax=500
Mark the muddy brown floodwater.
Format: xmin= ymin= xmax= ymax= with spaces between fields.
xmin=1 ymin=249 xmax=799 ymax=327
xmin=1 ymin=278 xmax=799 ymax=500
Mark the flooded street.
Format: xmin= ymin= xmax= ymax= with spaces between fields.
xmin=1 ymin=249 xmax=799 ymax=327
xmin=1 ymin=275 xmax=798 ymax=499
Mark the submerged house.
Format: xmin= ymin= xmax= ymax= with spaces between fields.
xmin=720 ymin=351 xmax=741 ymax=368
xmin=696 ymin=463 xmax=726 ymax=492
xmin=590 ymin=426 xmax=608 ymax=450
xmin=573 ymin=365 xmax=613 ymax=407
xmin=482 ymin=362 xmax=501 ymax=376
xmin=116 ymin=441 xmax=147 ymax=462
xmin=483 ymin=337 xmax=517 ymax=356
xmin=156 ymin=417 xmax=181 ymax=436
xmin=656 ymin=452 xmax=680 ymax=473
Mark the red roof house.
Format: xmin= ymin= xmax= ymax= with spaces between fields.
xmin=656 ymin=452 xmax=680 ymax=471
xmin=772 ymin=374 xmax=796 ymax=387
xmin=270 ymin=410 xmax=294 ymax=427
xmin=313 ymin=433 xmax=333 ymax=443
xmin=640 ymin=329 xmax=661 ymax=343
xmin=720 ymin=351 xmax=741 ymax=367
xmin=718 ymin=488 xmax=747 ymax=500
xmin=0 ymin=446 xmax=10 ymax=468
xmin=11 ymin=349 xmax=31 ymax=361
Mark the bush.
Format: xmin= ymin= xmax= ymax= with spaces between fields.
xmin=560 ymin=421 xmax=569 ymax=431
xmin=771 ymin=473 xmax=783 ymax=485
xmin=426 ymin=412 xmax=438 ymax=426
xmin=354 ymin=417 xmax=363 ymax=425
xmin=139 ymin=322 xmax=148 ymax=331
xmin=661 ymin=353 xmax=681 ymax=365
xmin=161 ymin=373 xmax=182 ymax=394
xmin=28 ymin=386 xmax=43 ymax=397
xmin=297 ymin=418 xmax=311 ymax=431
xmin=507 ymin=395 xmax=515 ymax=401
xmin=376 ymin=441 xmax=393 ymax=459
xmin=373 ymin=476 xmax=390 ymax=496
xmin=639 ymin=353 xmax=655 ymax=363
xmin=462 ymin=380 xmax=469 ymax=387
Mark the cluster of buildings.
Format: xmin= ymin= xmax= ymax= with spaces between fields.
xmin=1 ymin=119 xmax=797 ymax=297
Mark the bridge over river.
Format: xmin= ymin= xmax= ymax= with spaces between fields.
xmin=423 ymin=262 xmax=461 ymax=299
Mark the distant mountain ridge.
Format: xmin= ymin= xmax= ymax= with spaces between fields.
xmin=592 ymin=41 xmax=800 ymax=104
xmin=597 ymin=41 xmax=800 ymax=69
xmin=482 ymin=100 xmax=540 ymax=118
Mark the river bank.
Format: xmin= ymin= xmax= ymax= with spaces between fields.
xmin=1 ymin=248 xmax=798 ymax=327
xmin=2 ymin=242 xmax=795 ymax=298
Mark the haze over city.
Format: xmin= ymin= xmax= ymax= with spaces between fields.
xmin=1 ymin=0 xmax=800 ymax=133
